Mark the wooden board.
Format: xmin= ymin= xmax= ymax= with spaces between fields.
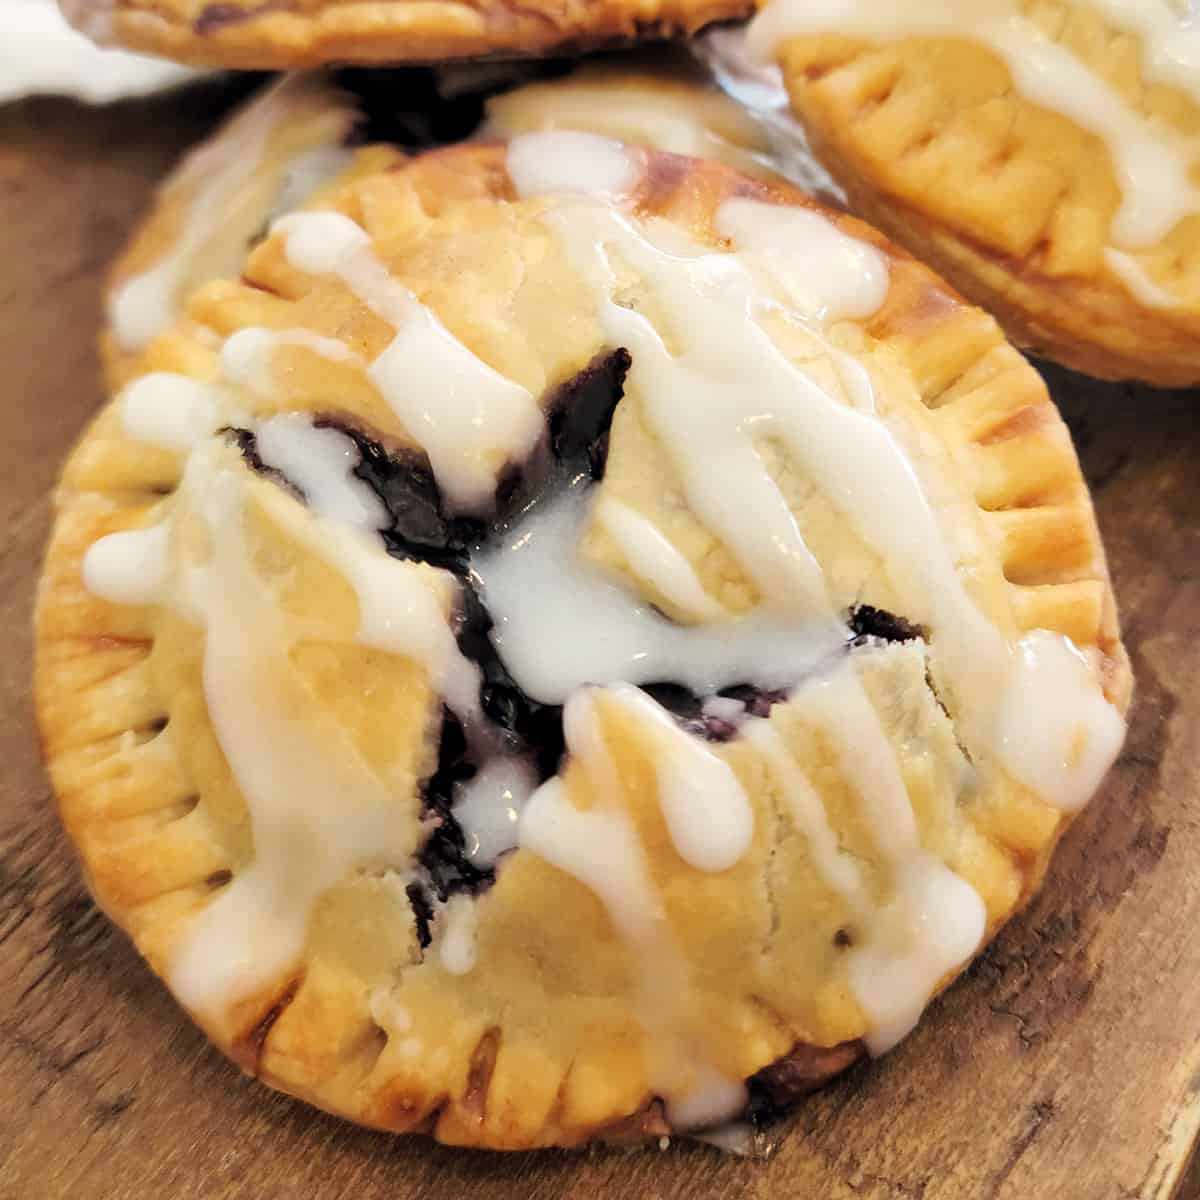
xmin=2 ymin=83 xmax=1200 ymax=1200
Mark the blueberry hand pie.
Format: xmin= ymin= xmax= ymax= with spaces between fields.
xmin=106 ymin=60 xmax=780 ymax=390
xmin=37 ymin=136 xmax=1130 ymax=1149
xmin=747 ymin=0 xmax=1200 ymax=386
xmin=58 ymin=0 xmax=753 ymax=72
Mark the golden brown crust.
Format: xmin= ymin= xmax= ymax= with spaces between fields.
xmin=769 ymin=5 xmax=1200 ymax=385
xmin=62 ymin=0 xmax=755 ymax=70
xmin=103 ymin=60 xmax=779 ymax=394
xmin=37 ymin=142 xmax=1129 ymax=1148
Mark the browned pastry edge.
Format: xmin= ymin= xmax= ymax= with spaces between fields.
xmin=69 ymin=0 xmax=755 ymax=70
xmin=776 ymin=53 xmax=1200 ymax=388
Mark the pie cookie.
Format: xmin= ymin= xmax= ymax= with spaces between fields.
xmin=104 ymin=60 xmax=778 ymax=390
xmin=58 ymin=0 xmax=753 ymax=71
xmin=37 ymin=135 xmax=1130 ymax=1150
xmin=103 ymin=73 xmax=367 ymax=390
xmin=481 ymin=54 xmax=779 ymax=180
xmin=746 ymin=0 xmax=1200 ymax=386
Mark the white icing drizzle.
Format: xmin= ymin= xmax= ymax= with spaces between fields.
xmin=86 ymin=441 xmax=481 ymax=1011
xmin=532 ymin=199 xmax=845 ymax=615
xmin=166 ymin=449 xmax=419 ymax=1014
xmin=747 ymin=667 xmax=986 ymax=1054
xmin=520 ymin=783 xmax=659 ymax=954
xmin=742 ymin=717 xmax=869 ymax=912
xmin=82 ymin=524 xmax=169 ymax=607
xmin=747 ymin=0 xmax=1200 ymax=251
xmin=274 ymin=211 xmax=543 ymax=513
xmin=702 ymin=695 xmax=746 ymax=724
xmin=594 ymin=496 xmax=728 ymax=622
xmin=810 ymin=668 xmax=920 ymax=852
xmin=694 ymin=1119 xmax=760 ymax=1156
xmin=438 ymin=895 xmax=479 ymax=976
xmin=665 ymin=1069 xmax=751 ymax=1131
xmin=221 ymin=326 xmax=366 ymax=397
xmin=87 ymin=399 xmax=484 ymax=1012
xmin=255 ymin=414 xmax=387 ymax=531
xmin=846 ymin=852 xmax=989 ymax=1054
xmin=472 ymin=481 xmax=845 ymax=705
xmin=110 ymin=78 xmax=317 ymax=354
xmin=482 ymin=67 xmax=779 ymax=181
xmin=603 ymin=685 xmax=754 ymax=874
xmin=496 ymin=138 xmax=1123 ymax=1058
xmin=509 ymin=174 xmax=1122 ymax=813
xmin=452 ymin=757 xmax=536 ymax=866
xmin=1 ymin=0 xmax=198 ymax=106
xmin=804 ymin=666 xmax=987 ymax=1051
xmin=120 ymin=372 xmax=217 ymax=451
xmin=504 ymin=130 xmax=642 ymax=198
xmin=368 ymin=988 xmax=412 ymax=1032
xmin=715 ymin=198 xmax=889 ymax=322
xmin=519 ymin=689 xmax=747 ymax=1128
xmin=263 ymin=493 xmax=482 ymax=727
xmin=1079 ymin=0 xmax=1200 ymax=102
xmin=1104 ymin=248 xmax=1180 ymax=309
xmin=994 ymin=629 xmax=1128 ymax=812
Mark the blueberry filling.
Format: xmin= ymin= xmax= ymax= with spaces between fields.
xmin=409 ymin=708 xmax=496 ymax=938
xmin=323 ymin=425 xmax=484 ymax=573
xmin=638 ymin=683 xmax=790 ymax=743
xmin=229 ymin=353 xmax=926 ymax=987
xmin=548 ymin=348 xmax=633 ymax=481
xmin=849 ymin=604 xmax=925 ymax=645
xmin=405 ymin=882 xmax=436 ymax=952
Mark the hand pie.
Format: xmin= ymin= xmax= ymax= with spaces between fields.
xmin=481 ymin=53 xmax=779 ymax=180
xmin=747 ymin=0 xmax=1200 ymax=386
xmin=103 ymin=73 xmax=367 ymax=390
xmin=104 ymin=60 xmax=778 ymax=390
xmin=38 ymin=137 xmax=1130 ymax=1150
xmin=58 ymin=0 xmax=753 ymax=71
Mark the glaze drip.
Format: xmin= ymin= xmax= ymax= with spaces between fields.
xmin=747 ymin=0 xmax=1200 ymax=306
xmin=849 ymin=604 xmax=926 ymax=645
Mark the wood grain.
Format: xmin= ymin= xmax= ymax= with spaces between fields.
xmin=2 ymin=84 xmax=1199 ymax=1200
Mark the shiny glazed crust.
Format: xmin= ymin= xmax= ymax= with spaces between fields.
xmin=37 ymin=143 xmax=1130 ymax=1148
xmin=59 ymin=0 xmax=755 ymax=70
xmin=769 ymin=2 xmax=1200 ymax=386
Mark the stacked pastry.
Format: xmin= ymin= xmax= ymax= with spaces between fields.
xmin=39 ymin=0 xmax=1158 ymax=1153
